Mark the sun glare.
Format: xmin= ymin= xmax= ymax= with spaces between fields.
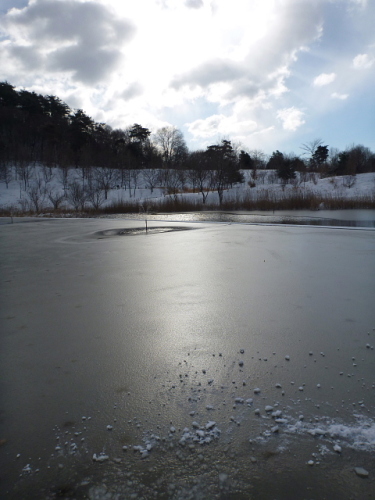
xmin=100 ymin=0 xmax=276 ymax=95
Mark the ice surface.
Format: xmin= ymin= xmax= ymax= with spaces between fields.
xmin=1 ymin=218 xmax=374 ymax=499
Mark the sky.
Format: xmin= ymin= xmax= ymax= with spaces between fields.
xmin=1 ymin=0 xmax=374 ymax=156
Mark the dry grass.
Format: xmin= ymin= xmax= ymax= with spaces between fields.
xmin=1 ymin=191 xmax=374 ymax=217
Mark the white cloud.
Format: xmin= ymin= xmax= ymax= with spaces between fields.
xmin=187 ymin=113 xmax=258 ymax=141
xmin=348 ymin=0 xmax=367 ymax=7
xmin=277 ymin=107 xmax=305 ymax=131
xmin=0 ymin=0 xmax=135 ymax=84
xmin=352 ymin=53 xmax=374 ymax=69
xmin=187 ymin=114 xmax=226 ymax=139
xmin=313 ymin=73 xmax=336 ymax=87
xmin=184 ymin=0 xmax=203 ymax=8
xmin=172 ymin=0 xmax=322 ymax=102
xmin=331 ymin=92 xmax=348 ymax=100
xmin=120 ymin=82 xmax=144 ymax=101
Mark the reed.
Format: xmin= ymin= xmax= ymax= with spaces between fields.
xmin=1 ymin=190 xmax=374 ymax=216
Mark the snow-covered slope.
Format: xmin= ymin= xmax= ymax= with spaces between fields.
xmin=0 ymin=165 xmax=374 ymax=212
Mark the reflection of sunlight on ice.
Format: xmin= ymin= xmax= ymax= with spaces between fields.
xmin=141 ymin=228 xmax=231 ymax=361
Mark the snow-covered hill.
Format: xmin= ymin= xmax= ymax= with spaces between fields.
xmin=0 ymin=165 xmax=374 ymax=213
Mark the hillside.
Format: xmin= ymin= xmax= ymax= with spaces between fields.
xmin=0 ymin=164 xmax=374 ymax=215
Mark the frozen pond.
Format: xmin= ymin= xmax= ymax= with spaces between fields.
xmin=0 ymin=219 xmax=375 ymax=499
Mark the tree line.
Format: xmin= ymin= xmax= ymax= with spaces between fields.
xmin=1 ymin=80 xmax=374 ymax=206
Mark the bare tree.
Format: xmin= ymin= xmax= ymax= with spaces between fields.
xmin=346 ymin=144 xmax=373 ymax=174
xmin=158 ymin=168 xmax=171 ymax=189
xmin=301 ymin=139 xmax=329 ymax=173
xmin=343 ymin=174 xmax=356 ymax=188
xmin=18 ymin=196 xmax=30 ymax=212
xmin=187 ymin=151 xmax=213 ymax=204
xmin=26 ymin=182 xmax=46 ymax=213
xmin=256 ymin=170 xmax=266 ymax=184
xmin=93 ymin=167 xmax=118 ymax=200
xmin=42 ymin=164 xmax=54 ymax=184
xmin=267 ymin=171 xmax=279 ymax=184
xmin=153 ymin=126 xmax=187 ymax=168
xmin=86 ymin=183 xmax=105 ymax=209
xmin=205 ymin=140 xmax=241 ymax=205
xmin=300 ymin=138 xmax=323 ymax=157
xmin=142 ymin=169 xmax=160 ymax=194
xmin=249 ymin=149 xmax=267 ymax=170
xmin=58 ymin=166 xmax=70 ymax=194
xmin=164 ymin=170 xmax=181 ymax=200
xmin=67 ymin=181 xmax=87 ymax=211
xmin=17 ymin=160 xmax=33 ymax=191
xmin=0 ymin=162 xmax=13 ymax=188
xmin=176 ymin=169 xmax=186 ymax=191
xmin=47 ymin=188 xmax=65 ymax=210
xmin=130 ymin=169 xmax=140 ymax=197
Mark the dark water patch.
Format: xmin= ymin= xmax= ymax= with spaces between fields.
xmin=94 ymin=226 xmax=195 ymax=238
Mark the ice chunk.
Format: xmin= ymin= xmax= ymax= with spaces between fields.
xmin=275 ymin=418 xmax=288 ymax=424
xmin=308 ymin=428 xmax=325 ymax=436
xmin=354 ymin=467 xmax=369 ymax=478
xmin=93 ymin=453 xmax=109 ymax=462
